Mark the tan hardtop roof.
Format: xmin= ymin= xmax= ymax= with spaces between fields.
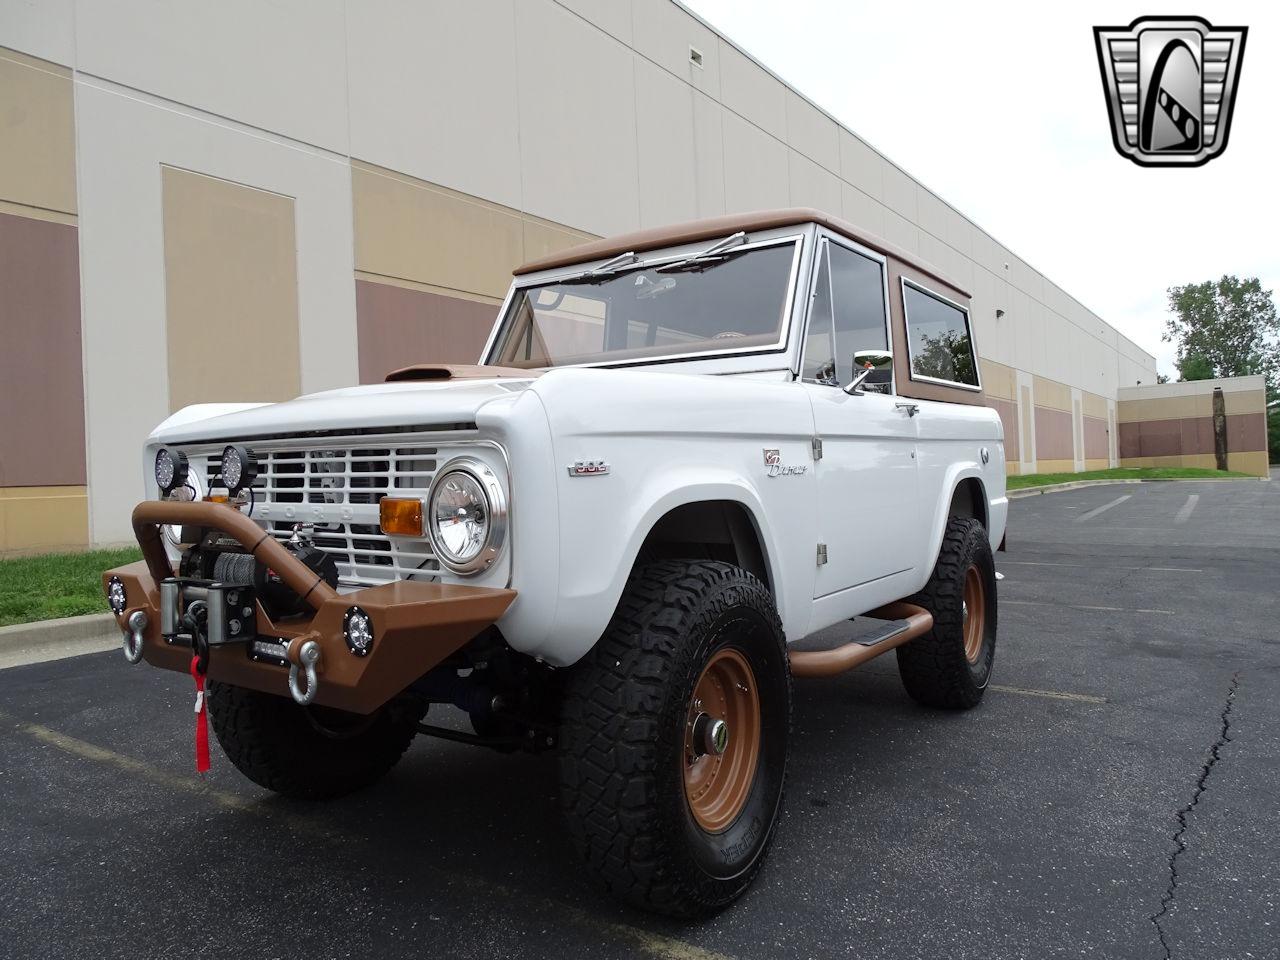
xmin=513 ymin=207 xmax=971 ymax=298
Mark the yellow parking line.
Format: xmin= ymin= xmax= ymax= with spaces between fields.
xmin=990 ymin=684 xmax=1108 ymax=704
xmin=1001 ymin=599 xmax=1175 ymax=615
xmin=4 ymin=713 xmax=734 ymax=960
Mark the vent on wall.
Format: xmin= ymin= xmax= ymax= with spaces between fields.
xmin=689 ymin=45 xmax=704 ymax=68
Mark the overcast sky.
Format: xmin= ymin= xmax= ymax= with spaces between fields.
xmin=683 ymin=0 xmax=1278 ymax=377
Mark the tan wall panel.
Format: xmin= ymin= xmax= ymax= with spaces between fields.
xmin=0 ymin=48 xmax=77 ymax=216
xmin=1223 ymin=386 xmax=1267 ymax=416
xmin=1118 ymin=393 xmax=1211 ymax=423
xmin=0 ymin=486 xmax=88 ymax=554
xmin=354 ymin=163 xmax=514 ymax=299
xmin=1082 ymin=391 xmax=1108 ymax=421
xmin=355 ymin=279 xmax=498 ymax=383
xmin=522 ymin=218 xmax=597 ymax=265
xmin=1084 ymin=458 xmax=1109 ymax=471
xmin=162 ymin=167 xmax=300 ymax=411
xmin=0 ymin=211 xmax=86 ymax=486
xmin=1228 ymin=451 xmax=1270 ymax=477
xmin=1006 ymin=461 xmax=1021 ymax=476
xmin=1032 ymin=376 xmax=1071 ymax=412
xmin=1036 ymin=458 xmax=1075 ymax=474
xmin=979 ymin=358 xmax=1016 ymax=401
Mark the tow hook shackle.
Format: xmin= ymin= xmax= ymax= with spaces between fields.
xmin=288 ymin=639 xmax=322 ymax=706
xmin=122 ymin=610 xmax=148 ymax=664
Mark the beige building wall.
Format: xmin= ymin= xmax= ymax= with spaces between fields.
xmin=1117 ymin=377 xmax=1269 ymax=477
xmin=0 ymin=0 xmax=1167 ymax=549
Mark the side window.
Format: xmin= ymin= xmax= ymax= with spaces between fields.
xmin=828 ymin=243 xmax=890 ymax=390
xmin=902 ymin=280 xmax=979 ymax=387
xmin=801 ymin=244 xmax=836 ymax=384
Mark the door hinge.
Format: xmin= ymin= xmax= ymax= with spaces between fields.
xmin=816 ymin=542 xmax=828 ymax=566
xmin=811 ymin=436 xmax=823 ymax=460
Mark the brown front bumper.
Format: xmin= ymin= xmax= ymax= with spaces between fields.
xmin=103 ymin=500 xmax=516 ymax=714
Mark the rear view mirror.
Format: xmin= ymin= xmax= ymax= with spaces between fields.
xmin=844 ymin=350 xmax=894 ymax=395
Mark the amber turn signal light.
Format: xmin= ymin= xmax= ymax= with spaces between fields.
xmin=380 ymin=497 xmax=425 ymax=537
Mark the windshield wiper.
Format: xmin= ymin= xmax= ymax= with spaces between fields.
xmin=573 ymin=250 xmax=640 ymax=283
xmin=655 ymin=231 xmax=749 ymax=273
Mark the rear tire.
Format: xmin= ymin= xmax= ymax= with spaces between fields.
xmin=558 ymin=560 xmax=791 ymax=917
xmin=207 ymin=682 xmax=424 ymax=799
xmin=896 ymin=516 xmax=997 ymax=709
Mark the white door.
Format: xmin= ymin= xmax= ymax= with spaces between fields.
xmin=800 ymin=236 xmax=919 ymax=598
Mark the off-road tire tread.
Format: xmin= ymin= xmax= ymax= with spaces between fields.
xmin=208 ymin=682 xmax=421 ymax=800
xmin=559 ymin=560 xmax=790 ymax=917
xmin=896 ymin=516 xmax=996 ymax=710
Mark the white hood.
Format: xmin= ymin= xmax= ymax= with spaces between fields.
xmin=150 ymin=378 xmax=538 ymax=444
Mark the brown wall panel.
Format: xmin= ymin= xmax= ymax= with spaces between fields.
xmin=355 ymin=279 xmax=499 ymax=384
xmin=0 ymin=211 xmax=86 ymax=486
xmin=1033 ymin=406 xmax=1073 ymax=460
xmin=1226 ymin=412 xmax=1267 ymax=452
xmin=162 ymin=167 xmax=301 ymax=411
xmin=1082 ymin=415 xmax=1108 ymax=461
xmin=985 ymin=397 xmax=1019 ymax=462
xmin=1117 ymin=414 xmax=1268 ymax=460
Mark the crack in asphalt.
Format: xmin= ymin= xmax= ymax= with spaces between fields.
xmin=1149 ymin=673 xmax=1239 ymax=959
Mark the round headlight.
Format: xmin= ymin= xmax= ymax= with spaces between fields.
xmin=220 ymin=444 xmax=258 ymax=493
xmin=344 ymin=606 xmax=374 ymax=657
xmin=427 ymin=458 xmax=507 ymax=575
xmin=106 ymin=576 xmax=127 ymax=615
xmin=155 ymin=448 xmax=188 ymax=494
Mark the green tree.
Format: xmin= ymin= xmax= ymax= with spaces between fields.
xmin=1163 ymin=276 xmax=1279 ymax=388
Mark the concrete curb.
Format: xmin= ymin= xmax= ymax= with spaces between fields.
xmin=0 ymin=613 xmax=117 ymax=668
xmin=1007 ymin=477 xmax=1260 ymax=499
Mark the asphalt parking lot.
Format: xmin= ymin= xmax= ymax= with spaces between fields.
xmin=2 ymin=474 xmax=1277 ymax=960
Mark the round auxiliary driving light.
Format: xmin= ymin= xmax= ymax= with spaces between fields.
xmin=343 ymin=606 xmax=374 ymax=657
xmin=106 ymin=576 xmax=127 ymax=615
xmin=426 ymin=458 xmax=507 ymax=575
xmin=154 ymin=448 xmax=189 ymax=495
xmin=220 ymin=444 xmax=258 ymax=494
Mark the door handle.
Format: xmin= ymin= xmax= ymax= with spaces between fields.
xmin=895 ymin=402 xmax=920 ymax=418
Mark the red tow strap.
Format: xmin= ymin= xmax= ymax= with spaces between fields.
xmin=190 ymin=654 xmax=211 ymax=774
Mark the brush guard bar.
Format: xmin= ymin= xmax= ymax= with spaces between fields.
xmin=104 ymin=500 xmax=517 ymax=714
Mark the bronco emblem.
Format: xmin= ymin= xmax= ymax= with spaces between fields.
xmin=1094 ymin=16 xmax=1247 ymax=167
xmin=763 ymin=449 xmax=805 ymax=477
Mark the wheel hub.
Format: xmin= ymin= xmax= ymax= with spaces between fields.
xmin=683 ymin=648 xmax=761 ymax=833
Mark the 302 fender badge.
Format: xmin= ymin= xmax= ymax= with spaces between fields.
xmin=568 ymin=459 xmax=610 ymax=477
xmin=763 ymin=448 xmax=806 ymax=477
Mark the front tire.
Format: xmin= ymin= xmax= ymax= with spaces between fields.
xmin=895 ymin=516 xmax=998 ymax=709
xmin=207 ymin=682 xmax=424 ymax=799
xmin=558 ymin=560 xmax=791 ymax=917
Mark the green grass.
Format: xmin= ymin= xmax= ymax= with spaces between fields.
xmin=1007 ymin=466 xmax=1251 ymax=491
xmin=0 ymin=547 xmax=143 ymax=627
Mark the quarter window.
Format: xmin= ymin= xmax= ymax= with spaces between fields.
xmin=802 ymin=240 xmax=890 ymax=389
xmin=902 ymin=280 xmax=978 ymax=388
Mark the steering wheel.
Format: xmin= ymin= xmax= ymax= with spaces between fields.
xmin=711 ymin=331 xmax=746 ymax=339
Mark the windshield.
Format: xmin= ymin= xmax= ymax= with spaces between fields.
xmin=489 ymin=239 xmax=798 ymax=368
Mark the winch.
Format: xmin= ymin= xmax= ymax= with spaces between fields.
xmin=162 ymin=524 xmax=339 ymax=660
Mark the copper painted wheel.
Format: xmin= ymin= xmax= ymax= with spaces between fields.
xmin=961 ymin=564 xmax=986 ymax=664
xmin=683 ymin=648 xmax=761 ymax=833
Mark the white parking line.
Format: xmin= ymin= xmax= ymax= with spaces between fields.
xmin=1002 ymin=599 xmax=1175 ymax=615
xmin=990 ymin=684 xmax=1108 ymax=704
xmin=1174 ymin=494 xmax=1200 ymax=524
xmin=998 ymin=561 xmax=1202 ymax=573
xmin=1074 ymin=494 xmax=1131 ymax=523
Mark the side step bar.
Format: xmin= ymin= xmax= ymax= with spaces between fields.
xmin=790 ymin=602 xmax=933 ymax=678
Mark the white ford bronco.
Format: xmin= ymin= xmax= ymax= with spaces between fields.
xmin=104 ymin=209 xmax=1006 ymax=916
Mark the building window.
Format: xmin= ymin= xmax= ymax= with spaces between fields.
xmin=902 ymin=278 xmax=979 ymax=389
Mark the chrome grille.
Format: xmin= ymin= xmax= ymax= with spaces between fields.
xmin=206 ymin=440 xmax=448 ymax=587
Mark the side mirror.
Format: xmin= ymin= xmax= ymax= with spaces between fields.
xmin=843 ymin=349 xmax=894 ymax=395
